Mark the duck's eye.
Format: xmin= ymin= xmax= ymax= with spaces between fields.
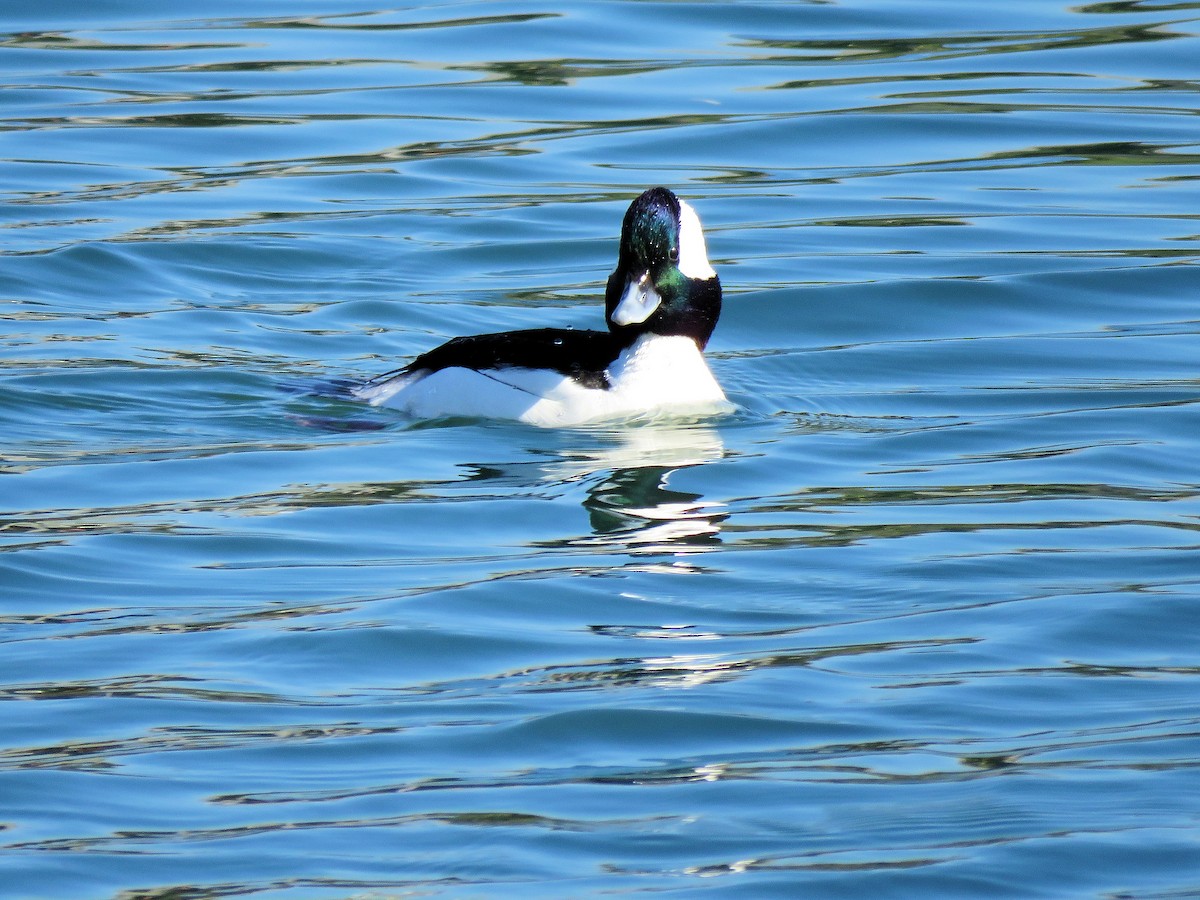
xmin=669 ymin=245 xmax=680 ymax=262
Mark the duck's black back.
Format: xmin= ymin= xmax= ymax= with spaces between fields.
xmin=403 ymin=328 xmax=633 ymax=390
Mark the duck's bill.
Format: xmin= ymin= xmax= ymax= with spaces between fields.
xmin=612 ymin=273 xmax=661 ymax=326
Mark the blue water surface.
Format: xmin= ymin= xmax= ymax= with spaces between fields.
xmin=2 ymin=1 xmax=1200 ymax=897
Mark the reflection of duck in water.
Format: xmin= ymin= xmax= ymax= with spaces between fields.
xmin=555 ymin=425 xmax=729 ymax=551
xmin=355 ymin=188 xmax=732 ymax=427
xmin=449 ymin=424 xmax=728 ymax=551
xmin=584 ymin=461 xmax=726 ymax=551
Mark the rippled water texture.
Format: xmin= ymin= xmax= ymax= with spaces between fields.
xmin=3 ymin=2 xmax=1200 ymax=897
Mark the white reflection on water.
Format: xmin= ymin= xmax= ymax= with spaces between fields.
xmin=557 ymin=424 xmax=729 ymax=551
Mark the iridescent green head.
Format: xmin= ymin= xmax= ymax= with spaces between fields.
xmin=605 ymin=187 xmax=720 ymax=348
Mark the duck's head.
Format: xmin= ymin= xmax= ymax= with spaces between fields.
xmin=605 ymin=187 xmax=721 ymax=349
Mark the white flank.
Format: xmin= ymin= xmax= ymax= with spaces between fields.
xmin=356 ymin=333 xmax=731 ymax=428
xmin=355 ymin=366 xmax=572 ymax=422
xmin=676 ymin=200 xmax=716 ymax=280
xmin=612 ymin=273 xmax=662 ymax=326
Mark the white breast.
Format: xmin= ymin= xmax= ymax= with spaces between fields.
xmin=354 ymin=334 xmax=730 ymax=428
xmin=603 ymin=334 xmax=728 ymax=417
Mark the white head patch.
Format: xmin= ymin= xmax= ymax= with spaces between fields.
xmin=612 ymin=273 xmax=662 ymax=326
xmin=677 ymin=200 xmax=716 ymax=280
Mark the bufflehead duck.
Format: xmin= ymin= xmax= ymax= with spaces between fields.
xmin=354 ymin=187 xmax=730 ymax=427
